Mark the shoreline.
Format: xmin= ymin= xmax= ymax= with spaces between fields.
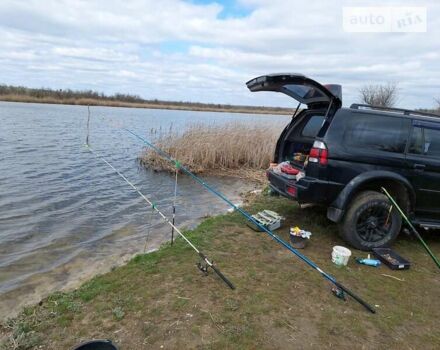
xmin=1 ymin=192 xmax=439 ymax=349
xmin=0 ymin=97 xmax=293 ymax=115
xmin=0 ymin=175 xmax=259 ymax=323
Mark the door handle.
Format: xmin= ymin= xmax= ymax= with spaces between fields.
xmin=413 ymin=163 xmax=426 ymax=170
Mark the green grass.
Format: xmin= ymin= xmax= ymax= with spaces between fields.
xmin=1 ymin=193 xmax=439 ymax=349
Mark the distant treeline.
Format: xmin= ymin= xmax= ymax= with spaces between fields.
xmin=417 ymin=108 xmax=440 ymax=115
xmin=0 ymin=84 xmax=294 ymax=114
xmin=0 ymin=84 xmax=145 ymax=103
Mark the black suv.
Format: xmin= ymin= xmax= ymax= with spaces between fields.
xmin=247 ymin=73 xmax=440 ymax=250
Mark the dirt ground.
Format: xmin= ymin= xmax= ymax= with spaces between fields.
xmin=1 ymin=193 xmax=439 ymax=349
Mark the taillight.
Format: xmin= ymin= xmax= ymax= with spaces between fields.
xmin=309 ymin=141 xmax=328 ymax=166
xmin=309 ymin=148 xmax=320 ymax=159
xmin=286 ymin=186 xmax=297 ymax=197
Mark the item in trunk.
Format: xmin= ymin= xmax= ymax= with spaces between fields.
xmin=247 ymin=210 xmax=284 ymax=231
xmin=272 ymin=163 xmax=283 ymax=174
xmin=296 ymin=171 xmax=305 ymax=181
xmin=282 ymin=174 xmax=297 ymax=180
xmin=372 ymin=248 xmax=410 ymax=270
xmin=280 ymin=161 xmax=299 ymax=175
xmin=293 ymin=152 xmax=308 ymax=163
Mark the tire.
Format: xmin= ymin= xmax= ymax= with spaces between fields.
xmin=339 ymin=191 xmax=402 ymax=251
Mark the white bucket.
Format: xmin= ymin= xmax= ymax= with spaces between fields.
xmin=332 ymin=246 xmax=352 ymax=266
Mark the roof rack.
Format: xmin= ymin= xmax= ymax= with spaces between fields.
xmin=350 ymin=104 xmax=440 ymax=119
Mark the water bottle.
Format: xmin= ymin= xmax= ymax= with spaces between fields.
xmin=356 ymin=258 xmax=381 ymax=267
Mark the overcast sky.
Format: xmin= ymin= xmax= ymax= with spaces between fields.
xmin=1 ymin=0 xmax=439 ymax=108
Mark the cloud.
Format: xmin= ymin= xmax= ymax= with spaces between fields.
xmin=0 ymin=0 xmax=439 ymax=108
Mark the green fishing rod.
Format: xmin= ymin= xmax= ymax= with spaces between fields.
xmin=84 ymin=143 xmax=235 ymax=290
xmin=382 ymin=187 xmax=440 ymax=270
xmin=123 ymin=128 xmax=376 ymax=313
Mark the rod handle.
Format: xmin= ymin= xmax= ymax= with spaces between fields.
xmin=211 ymin=264 xmax=235 ymax=290
xmin=334 ymin=281 xmax=376 ymax=314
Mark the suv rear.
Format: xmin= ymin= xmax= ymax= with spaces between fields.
xmin=247 ymin=73 xmax=440 ymax=250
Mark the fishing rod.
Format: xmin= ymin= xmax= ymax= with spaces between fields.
xmin=171 ymin=168 xmax=178 ymax=245
xmin=123 ymin=128 xmax=376 ymax=313
xmin=84 ymin=143 xmax=235 ymax=290
xmin=382 ymin=187 xmax=440 ymax=270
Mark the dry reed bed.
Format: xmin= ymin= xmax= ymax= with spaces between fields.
xmin=139 ymin=122 xmax=284 ymax=182
xmin=0 ymin=95 xmax=292 ymax=115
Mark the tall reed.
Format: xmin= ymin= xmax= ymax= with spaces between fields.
xmin=139 ymin=122 xmax=284 ymax=180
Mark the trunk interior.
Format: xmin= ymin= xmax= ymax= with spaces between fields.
xmin=277 ymin=111 xmax=326 ymax=169
xmin=279 ymin=140 xmax=313 ymax=168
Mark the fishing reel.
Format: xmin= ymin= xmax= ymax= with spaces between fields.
xmin=331 ymin=286 xmax=346 ymax=301
xmin=196 ymin=252 xmax=213 ymax=275
xmin=196 ymin=260 xmax=211 ymax=275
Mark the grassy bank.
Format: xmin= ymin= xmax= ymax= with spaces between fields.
xmin=1 ymin=193 xmax=439 ymax=349
xmin=0 ymin=95 xmax=293 ymax=115
xmin=139 ymin=123 xmax=284 ymax=182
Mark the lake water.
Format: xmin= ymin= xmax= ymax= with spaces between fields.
xmin=0 ymin=101 xmax=289 ymax=319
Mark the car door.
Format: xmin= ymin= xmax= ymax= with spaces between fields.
xmin=406 ymin=120 xmax=440 ymax=216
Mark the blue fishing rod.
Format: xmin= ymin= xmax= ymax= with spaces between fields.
xmin=85 ymin=144 xmax=235 ymax=290
xmin=124 ymin=128 xmax=376 ymax=313
xmin=84 ymin=115 xmax=234 ymax=290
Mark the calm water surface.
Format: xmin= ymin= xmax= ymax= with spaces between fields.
xmin=0 ymin=101 xmax=289 ymax=318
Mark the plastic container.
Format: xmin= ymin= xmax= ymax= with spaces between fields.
xmin=247 ymin=210 xmax=284 ymax=231
xmin=290 ymin=234 xmax=307 ymax=249
xmin=72 ymin=339 xmax=118 ymax=350
xmin=372 ymin=248 xmax=410 ymax=270
xmin=331 ymin=246 xmax=352 ymax=266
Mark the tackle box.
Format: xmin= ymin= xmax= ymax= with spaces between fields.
xmin=372 ymin=248 xmax=411 ymax=270
xmin=247 ymin=210 xmax=284 ymax=231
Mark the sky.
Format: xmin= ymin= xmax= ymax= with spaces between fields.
xmin=0 ymin=0 xmax=439 ymax=109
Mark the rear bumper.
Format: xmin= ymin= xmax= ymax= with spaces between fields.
xmin=267 ymin=170 xmax=329 ymax=204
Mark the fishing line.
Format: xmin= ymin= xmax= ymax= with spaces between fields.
xmin=84 ymin=143 xmax=235 ymax=290
xmin=123 ymin=127 xmax=376 ymax=313
xmin=143 ymin=205 xmax=155 ymax=253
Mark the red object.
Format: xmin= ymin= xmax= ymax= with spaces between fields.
xmin=309 ymin=148 xmax=320 ymax=159
xmin=280 ymin=163 xmax=299 ymax=175
xmin=309 ymin=141 xmax=329 ymax=166
xmin=286 ymin=186 xmax=297 ymax=197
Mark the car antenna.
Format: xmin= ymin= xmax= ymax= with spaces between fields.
xmin=124 ymin=128 xmax=377 ymax=313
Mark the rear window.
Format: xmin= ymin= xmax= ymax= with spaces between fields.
xmin=343 ymin=114 xmax=410 ymax=153
xmin=284 ymin=84 xmax=325 ymax=99
xmin=301 ymin=115 xmax=325 ymax=138
xmin=409 ymin=126 xmax=440 ymax=158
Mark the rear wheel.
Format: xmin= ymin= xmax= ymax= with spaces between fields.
xmin=340 ymin=191 xmax=402 ymax=251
